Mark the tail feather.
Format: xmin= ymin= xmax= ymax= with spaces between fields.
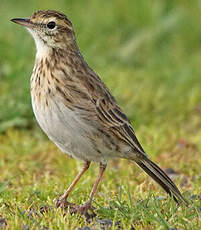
xmin=136 ymin=157 xmax=187 ymax=205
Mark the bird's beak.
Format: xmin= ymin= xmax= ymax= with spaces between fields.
xmin=11 ymin=18 xmax=32 ymax=28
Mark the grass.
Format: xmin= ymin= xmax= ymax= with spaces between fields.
xmin=0 ymin=0 xmax=201 ymax=229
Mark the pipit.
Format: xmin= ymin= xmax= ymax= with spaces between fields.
xmin=11 ymin=10 xmax=187 ymax=217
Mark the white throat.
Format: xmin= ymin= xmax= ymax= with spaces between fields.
xmin=27 ymin=28 xmax=50 ymax=59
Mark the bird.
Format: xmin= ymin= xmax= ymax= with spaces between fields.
xmin=11 ymin=10 xmax=187 ymax=217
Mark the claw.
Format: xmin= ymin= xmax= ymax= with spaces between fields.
xmin=55 ymin=197 xmax=76 ymax=209
xmin=70 ymin=200 xmax=96 ymax=219
xmin=55 ymin=197 xmax=96 ymax=219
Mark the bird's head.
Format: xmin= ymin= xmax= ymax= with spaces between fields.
xmin=11 ymin=10 xmax=76 ymax=55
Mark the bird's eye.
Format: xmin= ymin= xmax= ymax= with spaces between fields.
xmin=47 ymin=21 xmax=56 ymax=29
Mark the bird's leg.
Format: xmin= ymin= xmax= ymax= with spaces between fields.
xmin=70 ymin=163 xmax=107 ymax=218
xmin=89 ymin=163 xmax=107 ymax=200
xmin=55 ymin=161 xmax=90 ymax=208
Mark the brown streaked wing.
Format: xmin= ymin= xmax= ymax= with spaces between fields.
xmin=95 ymin=97 xmax=146 ymax=155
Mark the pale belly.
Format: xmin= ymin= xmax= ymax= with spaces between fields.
xmin=31 ymin=95 xmax=113 ymax=163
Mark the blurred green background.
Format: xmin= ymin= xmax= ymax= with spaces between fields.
xmin=1 ymin=0 xmax=200 ymax=134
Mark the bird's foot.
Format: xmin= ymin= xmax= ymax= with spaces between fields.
xmin=55 ymin=197 xmax=76 ymax=209
xmin=70 ymin=200 xmax=96 ymax=219
xmin=55 ymin=198 xmax=96 ymax=219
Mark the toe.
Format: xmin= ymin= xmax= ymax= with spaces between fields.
xmin=55 ymin=197 xmax=75 ymax=209
xmin=70 ymin=201 xmax=96 ymax=219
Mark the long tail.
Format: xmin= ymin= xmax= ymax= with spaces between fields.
xmin=136 ymin=157 xmax=187 ymax=204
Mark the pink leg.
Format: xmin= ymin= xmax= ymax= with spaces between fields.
xmin=55 ymin=161 xmax=90 ymax=208
xmin=89 ymin=163 xmax=106 ymax=200
xmin=71 ymin=163 xmax=107 ymax=217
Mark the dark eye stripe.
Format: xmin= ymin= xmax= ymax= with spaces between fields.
xmin=30 ymin=21 xmax=64 ymax=31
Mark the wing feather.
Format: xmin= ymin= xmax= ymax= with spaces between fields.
xmin=95 ymin=97 xmax=146 ymax=155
